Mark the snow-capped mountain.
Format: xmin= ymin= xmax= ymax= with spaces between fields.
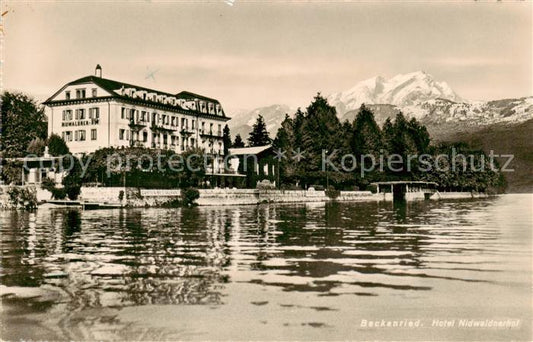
xmin=327 ymin=71 xmax=464 ymax=115
xmin=228 ymin=104 xmax=292 ymax=141
xmin=228 ymin=71 xmax=532 ymax=140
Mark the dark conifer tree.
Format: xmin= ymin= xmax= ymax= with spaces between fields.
xmin=247 ymin=115 xmax=272 ymax=147
xmin=233 ymin=134 xmax=245 ymax=148
xmin=300 ymin=93 xmax=342 ymax=186
xmin=350 ymin=104 xmax=383 ymax=157
xmin=222 ymin=124 xmax=232 ymax=155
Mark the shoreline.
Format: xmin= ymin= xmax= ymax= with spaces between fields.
xmin=1 ymin=185 xmax=493 ymax=209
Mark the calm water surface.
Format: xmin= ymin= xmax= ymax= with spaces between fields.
xmin=1 ymin=195 xmax=531 ymax=341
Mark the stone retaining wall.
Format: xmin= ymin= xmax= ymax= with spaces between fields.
xmin=430 ymin=191 xmax=488 ymax=200
xmin=2 ymin=186 xmax=491 ymax=209
xmin=80 ymin=187 xmax=125 ymax=204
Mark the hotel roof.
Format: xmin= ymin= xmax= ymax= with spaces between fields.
xmin=43 ymin=75 xmax=228 ymax=120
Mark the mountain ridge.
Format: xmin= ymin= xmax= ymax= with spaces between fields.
xmin=228 ymin=71 xmax=532 ymax=139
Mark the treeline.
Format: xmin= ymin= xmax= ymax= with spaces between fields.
xmin=269 ymin=94 xmax=504 ymax=192
xmin=0 ymin=90 xmax=505 ymax=194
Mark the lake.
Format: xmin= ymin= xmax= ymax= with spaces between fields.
xmin=1 ymin=194 xmax=531 ymax=341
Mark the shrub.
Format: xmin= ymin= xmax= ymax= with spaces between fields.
xmin=181 ymin=187 xmax=200 ymax=207
xmin=47 ymin=134 xmax=70 ymax=156
xmin=325 ymin=186 xmax=340 ymax=199
xmin=161 ymin=198 xmax=182 ymax=208
xmin=41 ymin=177 xmax=56 ymax=192
xmin=41 ymin=177 xmax=66 ymax=199
xmin=62 ymin=156 xmax=82 ymax=200
xmin=51 ymin=187 xmax=67 ymax=200
xmin=65 ymin=184 xmax=81 ymax=200
xmin=256 ymin=180 xmax=276 ymax=190
xmin=7 ymin=186 xmax=37 ymax=210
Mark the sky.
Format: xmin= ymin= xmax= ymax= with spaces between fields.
xmin=2 ymin=0 xmax=532 ymax=112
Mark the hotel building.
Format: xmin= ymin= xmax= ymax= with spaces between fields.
xmin=44 ymin=65 xmax=230 ymax=157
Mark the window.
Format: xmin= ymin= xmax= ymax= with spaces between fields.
xmin=62 ymin=110 xmax=72 ymax=121
xmin=119 ymin=129 xmax=125 ymax=140
xmin=75 ymin=109 xmax=85 ymax=120
xmin=121 ymin=107 xmax=125 ymax=119
xmin=210 ymin=123 xmax=213 ymax=133
xmin=143 ymin=131 xmax=148 ymax=142
xmin=201 ymin=122 xmax=205 ymax=133
xmin=192 ymin=120 xmax=195 ymax=129
xmin=92 ymin=88 xmax=97 ymax=97
xmin=91 ymin=129 xmax=97 ymax=140
xmin=76 ymin=89 xmax=86 ymax=99
xmin=218 ymin=124 xmax=222 ymax=136
xmin=89 ymin=108 xmax=99 ymax=119
xmin=62 ymin=131 xmax=72 ymax=142
xmin=74 ymin=130 xmax=86 ymax=141
xmin=65 ymin=91 xmax=71 ymax=100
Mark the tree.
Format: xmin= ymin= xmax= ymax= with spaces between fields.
xmin=273 ymin=114 xmax=296 ymax=185
xmin=47 ymin=134 xmax=70 ymax=156
xmin=27 ymin=138 xmax=46 ymax=156
xmin=247 ymin=115 xmax=271 ymax=147
xmin=1 ymin=91 xmax=47 ymax=158
xmin=62 ymin=156 xmax=83 ymax=200
xmin=222 ymin=124 xmax=232 ymax=155
xmin=350 ymin=104 xmax=383 ymax=157
xmin=233 ymin=134 xmax=245 ymax=148
xmin=300 ymin=93 xmax=342 ymax=186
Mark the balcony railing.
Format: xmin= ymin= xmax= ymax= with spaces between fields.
xmin=200 ymin=130 xmax=222 ymax=138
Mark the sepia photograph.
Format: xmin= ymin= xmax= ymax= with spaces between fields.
xmin=0 ymin=0 xmax=531 ymax=341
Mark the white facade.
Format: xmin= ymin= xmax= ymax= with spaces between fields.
xmin=44 ymin=74 xmax=229 ymax=156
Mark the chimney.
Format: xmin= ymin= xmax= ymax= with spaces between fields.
xmin=95 ymin=64 xmax=102 ymax=78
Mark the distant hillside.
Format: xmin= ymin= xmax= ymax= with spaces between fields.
xmin=227 ymin=71 xmax=532 ymax=192
xmin=429 ymin=119 xmax=533 ymax=193
xmin=228 ymin=104 xmax=292 ymax=141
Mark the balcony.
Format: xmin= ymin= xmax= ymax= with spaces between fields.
xmin=151 ymin=122 xmax=174 ymax=133
xmin=180 ymin=128 xmax=195 ymax=136
xmin=200 ymin=130 xmax=221 ymax=138
xmin=129 ymin=119 xmax=147 ymax=130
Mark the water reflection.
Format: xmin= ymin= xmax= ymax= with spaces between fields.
xmin=1 ymin=197 xmax=531 ymax=320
